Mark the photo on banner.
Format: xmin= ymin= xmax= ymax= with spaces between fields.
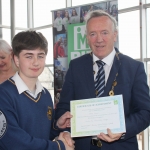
xmin=52 ymin=0 xmax=118 ymax=107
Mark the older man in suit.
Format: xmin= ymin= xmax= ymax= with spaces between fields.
xmin=55 ymin=10 xmax=150 ymax=150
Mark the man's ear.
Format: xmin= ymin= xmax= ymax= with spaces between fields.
xmin=14 ymin=55 xmax=19 ymax=67
xmin=114 ymin=31 xmax=118 ymax=42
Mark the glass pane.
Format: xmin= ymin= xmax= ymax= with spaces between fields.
xmin=15 ymin=30 xmax=24 ymax=35
xmin=137 ymin=132 xmax=142 ymax=150
xmin=118 ymin=11 xmax=140 ymax=59
xmin=1 ymin=28 xmax=11 ymax=45
xmin=118 ymin=0 xmax=139 ymax=9
xmin=33 ymin=0 xmax=65 ymax=27
xmin=36 ymin=28 xmax=53 ymax=65
xmin=147 ymin=9 xmax=150 ymax=57
xmin=72 ymin=0 xmax=104 ymax=6
xmin=1 ymin=0 xmax=10 ymax=26
xmin=72 ymin=0 xmax=139 ymax=9
xmin=38 ymin=66 xmax=54 ymax=102
xmin=147 ymin=0 xmax=150 ymax=3
xmin=15 ymin=0 xmax=27 ymax=28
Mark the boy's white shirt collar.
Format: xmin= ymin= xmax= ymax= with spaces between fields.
xmin=12 ymin=72 xmax=45 ymax=96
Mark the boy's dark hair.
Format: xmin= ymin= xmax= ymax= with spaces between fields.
xmin=12 ymin=30 xmax=48 ymax=56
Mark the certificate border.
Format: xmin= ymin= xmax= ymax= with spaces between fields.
xmin=71 ymin=95 xmax=126 ymax=137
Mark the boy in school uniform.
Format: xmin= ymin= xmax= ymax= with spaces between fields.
xmin=0 ymin=31 xmax=74 ymax=150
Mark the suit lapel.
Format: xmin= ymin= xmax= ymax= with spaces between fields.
xmin=83 ymin=54 xmax=96 ymax=98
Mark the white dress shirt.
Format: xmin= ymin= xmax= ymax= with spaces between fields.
xmin=93 ymin=48 xmax=116 ymax=85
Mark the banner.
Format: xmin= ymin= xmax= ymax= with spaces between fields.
xmin=52 ymin=0 xmax=118 ymax=107
xmin=68 ymin=23 xmax=91 ymax=63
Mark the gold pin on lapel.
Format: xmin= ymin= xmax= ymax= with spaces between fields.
xmin=113 ymin=81 xmax=117 ymax=86
xmin=109 ymin=90 xmax=114 ymax=96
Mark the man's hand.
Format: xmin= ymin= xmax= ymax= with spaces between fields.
xmin=97 ymin=128 xmax=123 ymax=142
xmin=58 ymin=132 xmax=75 ymax=150
xmin=56 ymin=111 xmax=73 ymax=129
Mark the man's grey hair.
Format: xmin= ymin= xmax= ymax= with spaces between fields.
xmin=84 ymin=10 xmax=118 ymax=34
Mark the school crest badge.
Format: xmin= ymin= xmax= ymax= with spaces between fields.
xmin=0 ymin=111 xmax=7 ymax=139
xmin=47 ymin=106 xmax=52 ymax=120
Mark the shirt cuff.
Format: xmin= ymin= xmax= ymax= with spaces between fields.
xmin=120 ymin=133 xmax=126 ymax=140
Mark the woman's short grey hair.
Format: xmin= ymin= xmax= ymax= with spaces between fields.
xmin=0 ymin=39 xmax=17 ymax=71
xmin=0 ymin=39 xmax=12 ymax=54
xmin=84 ymin=10 xmax=118 ymax=34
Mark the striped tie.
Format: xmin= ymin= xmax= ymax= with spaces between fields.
xmin=95 ymin=60 xmax=105 ymax=97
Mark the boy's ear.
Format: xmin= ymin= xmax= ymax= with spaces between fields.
xmin=14 ymin=55 xmax=19 ymax=67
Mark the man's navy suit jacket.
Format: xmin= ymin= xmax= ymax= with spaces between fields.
xmin=56 ymin=49 xmax=150 ymax=150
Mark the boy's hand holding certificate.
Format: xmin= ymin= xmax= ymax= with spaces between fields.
xmin=70 ymin=95 xmax=126 ymax=137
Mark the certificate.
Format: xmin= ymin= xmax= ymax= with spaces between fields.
xmin=70 ymin=95 xmax=126 ymax=137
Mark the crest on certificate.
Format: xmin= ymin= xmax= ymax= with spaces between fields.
xmin=0 ymin=110 xmax=7 ymax=139
xmin=47 ymin=106 xmax=52 ymax=120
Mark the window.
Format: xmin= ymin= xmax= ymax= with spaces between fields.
xmin=33 ymin=0 xmax=66 ymax=27
xmin=1 ymin=28 xmax=11 ymax=44
xmin=39 ymin=66 xmax=54 ymax=102
xmin=118 ymin=11 xmax=140 ymax=59
xmin=147 ymin=0 xmax=150 ymax=3
xmin=15 ymin=0 xmax=27 ymax=28
xmin=72 ymin=0 xmax=100 ymax=6
xmin=72 ymin=0 xmax=139 ymax=9
xmin=36 ymin=28 xmax=53 ymax=64
xmin=1 ymin=0 xmax=10 ymax=26
xmin=118 ymin=0 xmax=139 ymax=9
xmin=147 ymin=8 xmax=150 ymax=57
xmin=15 ymin=30 xmax=24 ymax=35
